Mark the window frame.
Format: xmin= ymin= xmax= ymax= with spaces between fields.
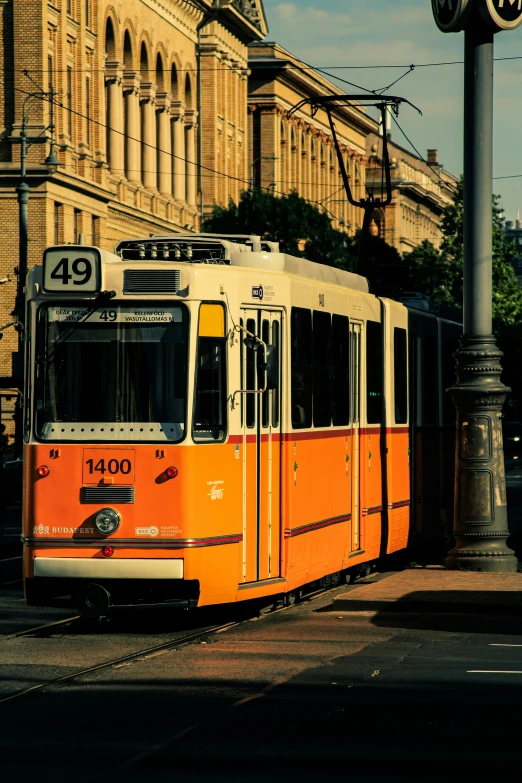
xmin=366 ymin=319 xmax=383 ymax=426
xmin=393 ymin=326 xmax=408 ymax=425
xmin=192 ymin=301 xmax=228 ymax=444
xmin=291 ymin=307 xmax=313 ymax=430
xmin=33 ymin=300 xmax=190 ymax=445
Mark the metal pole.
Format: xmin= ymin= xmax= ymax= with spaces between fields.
xmin=463 ymin=20 xmax=492 ymax=336
xmin=446 ymin=11 xmax=516 ymax=572
xmin=15 ymin=131 xmax=28 ymax=325
xmin=197 ymin=24 xmax=204 ymax=223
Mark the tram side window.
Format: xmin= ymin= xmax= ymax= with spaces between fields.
xmin=246 ymin=318 xmax=257 ymax=428
xmin=422 ymin=334 xmax=437 ymax=426
xmin=272 ymin=320 xmax=280 ymax=428
xmin=239 ymin=318 xmax=244 ymax=428
xmin=313 ymin=311 xmax=332 ymax=427
xmin=332 ymin=314 xmax=349 ymax=426
xmin=193 ymin=305 xmax=227 ymax=442
xmin=394 ymin=327 xmax=408 ymax=424
xmin=291 ymin=307 xmax=312 ymax=429
xmin=262 ymin=319 xmax=270 ymax=427
xmin=366 ymin=320 xmax=383 ymax=425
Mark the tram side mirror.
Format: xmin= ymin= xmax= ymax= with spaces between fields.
xmin=243 ymin=337 xmax=259 ymax=351
xmin=266 ymin=345 xmax=278 ymax=390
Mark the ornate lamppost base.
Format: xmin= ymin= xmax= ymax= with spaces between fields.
xmin=446 ymin=535 xmax=517 ymax=572
xmin=445 ymin=335 xmax=518 ymax=573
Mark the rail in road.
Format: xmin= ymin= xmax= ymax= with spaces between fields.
xmin=0 ymin=571 xmax=362 ymax=707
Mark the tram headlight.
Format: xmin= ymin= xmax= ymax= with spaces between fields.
xmin=94 ymin=507 xmax=121 ymax=536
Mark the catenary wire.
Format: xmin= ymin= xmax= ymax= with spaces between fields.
xmin=3 ymin=78 xmax=359 ymax=220
xmin=14 ymin=56 xmax=522 ymax=76
xmin=389 ymin=112 xmax=459 ymax=198
xmin=16 ymin=71 xmax=368 ymax=194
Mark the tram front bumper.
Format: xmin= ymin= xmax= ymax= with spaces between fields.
xmin=25 ymin=557 xmax=199 ymax=611
xmin=33 ymin=556 xmax=184 ymax=580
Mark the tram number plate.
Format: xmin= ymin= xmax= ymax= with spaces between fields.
xmin=43 ymin=248 xmax=100 ymax=293
xmin=82 ymin=450 xmax=135 ymax=485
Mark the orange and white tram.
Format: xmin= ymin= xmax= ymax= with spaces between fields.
xmin=21 ymin=234 xmax=459 ymax=616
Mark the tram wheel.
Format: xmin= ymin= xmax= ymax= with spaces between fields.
xmin=285 ymin=588 xmax=302 ymax=607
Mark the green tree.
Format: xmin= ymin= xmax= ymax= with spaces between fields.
xmin=403 ymin=177 xmax=522 ymax=328
xmin=203 ymin=188 xmax=356 ymax=270
xmin=402 ymin=176 xmax=522 ymax=413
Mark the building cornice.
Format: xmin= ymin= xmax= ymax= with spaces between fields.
xmin=249 ymin=54 xmax=378 ymax=136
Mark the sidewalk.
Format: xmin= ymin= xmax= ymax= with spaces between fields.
xmin=333 ymin=566 xmax=522 ymax=615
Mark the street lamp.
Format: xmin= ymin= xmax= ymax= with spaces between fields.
xmin=12 ymin=87 xmax=59 ymax=329
xmin=432 ymin=0 xmax=522 ymax=572
xmin=9 ymin=87 xmax=59 ymax=454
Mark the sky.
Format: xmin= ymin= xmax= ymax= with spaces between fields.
xmin=261 ymin=0 xmax=522 ymax=223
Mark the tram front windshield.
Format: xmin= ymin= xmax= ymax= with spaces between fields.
xmin=35 ymin=305 xmax=188 ymax=442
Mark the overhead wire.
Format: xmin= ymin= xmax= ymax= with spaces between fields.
xmin=389 ymin=112 xmax=459 ymax=198
xmin=5 ymin=76 xmax=355 ymax=220
xmin=13 ymin=55 xmax=522 ymax=76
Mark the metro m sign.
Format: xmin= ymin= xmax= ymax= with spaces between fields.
xmin=432 ymin=0 xmax=472 ymax=31
xmin=478 ymin=0 xmax=522 ymax=30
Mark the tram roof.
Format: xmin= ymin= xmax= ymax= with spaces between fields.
xmin=114 ymin=235 xmax=369 ymax=294
xmin=229 ymin=251 xmax=370 ymax=293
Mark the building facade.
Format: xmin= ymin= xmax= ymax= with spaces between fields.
xmin=248 ymin=42 xmax=377 ymax=237
xmin=0 ymin=0 xmax=266 ymax=448
xmin=365 ymin=136 xmax=459 ymax=254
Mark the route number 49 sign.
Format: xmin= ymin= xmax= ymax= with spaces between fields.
xmin=43 ymin=247 xmax=101 ymax=293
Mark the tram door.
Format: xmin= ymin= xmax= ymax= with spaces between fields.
xmin=240 ymin=309 xmax=282 ymax=584
xmin=350 ymin=322 xmax=362 ymax=552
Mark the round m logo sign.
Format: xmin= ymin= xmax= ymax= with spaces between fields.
xmin=481 ymin=0 xmax=522 ymax=28
xmin=432 ymin=0 xmax=471 ymax=31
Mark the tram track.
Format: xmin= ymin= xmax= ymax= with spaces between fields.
xmin=0 ymin=578 xmax=355 ymax=707
xmin=0 ymin=617 xmax=241 ymax=706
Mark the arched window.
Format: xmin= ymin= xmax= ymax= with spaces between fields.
xmin=185 ymin=73 xmax=193 ymax=108
xmin=156 ymin=53 xmax=164 ymax=90
xmin=123 ymin=30 xmax=133 ymax=68
xmin=185 ymin=74 xmax=194 ymax=202
xmin=105 ymin=18 xmax=116 ymax=162
xmin=280 ymin=121 xmax=286 ymax=192
xmin=155 ymin=54 xmax=165 ymax=191
xmin=105 ymin=17 xmax=116 ymax=58
xmin=310 ymin=139 xmax=316 ymax=202
xmin=140 ymin=42 xmax=151 ymax=185
xmin=140 ymin=42 xmax=149 ymax=78
xmin=171 ymin=64 xmax=179 ymax=100
xmin=123 ymin=31 xmax=133 ymax=177
xmin=290 ymin=126 xmax=297 ymax=192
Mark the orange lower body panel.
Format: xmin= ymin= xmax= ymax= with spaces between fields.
xmin=23 ymin=429 xmax=413 ymax=610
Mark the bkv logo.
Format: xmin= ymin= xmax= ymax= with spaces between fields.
xmin=208 ymin=485 xmax=224 ymax=501
xmin=252 ymin=285 xmax=264 ymax=301
xmin=136 ymin=526 xmax=159 ymax=537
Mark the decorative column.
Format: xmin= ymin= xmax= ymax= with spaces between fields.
xmin=185 ymin=108 xmax=198 ymax=207
xmin=156 ymin=92 xmax=172 ymax=195
xmin=432 ymin=0 xmax=522 ymax=572
xmin=105 ymin=62 xmax=124 ymax=175
xmin=123 ymin=71 xmax=141 ymax=182
xmin=171 ymin=101 xmax=186 ymax=203
xmin=140 ymin=81 xmax=156 ymax=190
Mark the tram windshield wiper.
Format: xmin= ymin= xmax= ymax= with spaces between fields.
xmin=37 ymin=290 xmax=116 ymax=367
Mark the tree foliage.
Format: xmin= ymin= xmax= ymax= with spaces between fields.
xmin=203 ymin=188 xmax=356 ymax=270
xmin=403 ymin=177 xmax=522 ymax=328
xmin=403 ymin=176 xmax=522 ymax=411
